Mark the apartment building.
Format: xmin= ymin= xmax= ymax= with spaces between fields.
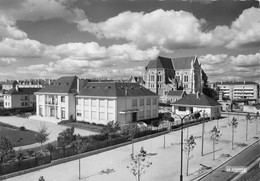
xmin=76 ymin=82 xmax=159 ymax=125
xmin=4 ymin=87 xmax=41 ymax=108
xmin=215 ymin=81 xmax=259 ymax=100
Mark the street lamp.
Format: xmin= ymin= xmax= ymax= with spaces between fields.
xmin=163 ymin=108 xmax=201 ymax=181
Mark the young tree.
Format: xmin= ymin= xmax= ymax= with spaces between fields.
xmin=0 ymin=136 xmax=14 ymax=163
xmin=101 ymin=120 xmax=121 ymax=139
xmin=256 ymin=112 xmax=259 ymax=135
xmin=57 ymin=127 xmax=76 ymax=156
xmin=35 ymin=123 xmax=50 ymax=152
xmin=183 ymin=135 xmax=196 ymax=176
xmin=124 ymin=124 xmax=139 ymax=157
xmin=210 ymin=126 xmax=221 ymax=160
xmin=127 ymin=147 xmax=152 ymax=181
xmin=230 ymin=117 xmax=238 ymax=150
xmin=201 ymin=111 xmax=205 ymax=156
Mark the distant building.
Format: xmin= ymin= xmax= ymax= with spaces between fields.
xmin=2 ymin=80 xmax=18 ymax=91
xmin=166 ymin=90 xmax=187 ymax=103
xmin=171 ymin=92 xmax=221 ymax=120
xmin=35 ymin=76 xmax=87 ymax=122
xmin=215 ymin=81 xmax=259 ymax=100
xmin=144 ymin=55 xmax=203 ymax=102
xmin=76 ymin=82 xmax=159 ymax=125
xmin=128 ymin=76 xmax=145 ymax=86
xmin=4 ymin=87 xmax=41 ymax=108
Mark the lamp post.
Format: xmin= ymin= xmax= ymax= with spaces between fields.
xmin=163 ymin=108 xmax=201 ymax=181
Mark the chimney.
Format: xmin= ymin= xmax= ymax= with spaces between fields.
xmin=77 ymin=77 xmax=80 ymax=93
xmin=196 ymin=91 xmax=200 ymax=99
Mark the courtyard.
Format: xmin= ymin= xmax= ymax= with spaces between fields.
xmin=2 ymin=113 xmax=259 ymax=181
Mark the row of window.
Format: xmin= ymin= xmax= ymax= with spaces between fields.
xmin=77 ymin=110 xmax=114 ymax=121
xmin=132 ymin=98 xmax=157 ymax=107
xmin=76 ymin=99 xmax=115 ymax=108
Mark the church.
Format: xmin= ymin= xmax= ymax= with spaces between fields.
xmin=143 ymin=55 xmax=203 ymax=102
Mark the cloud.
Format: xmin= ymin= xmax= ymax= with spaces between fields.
xmin=200 ymin=53 xmax=260 ymax=82
xmin=78 ymin=9 xmax=212 ymax=50
xmin=230 ymin=53 xmax=260 ymax=67
xmin=0 ymin=0 xmax=85 ymax=23
xmin=0 ymin=16 xmax=27 ymax=40
xmin=0 ymin=57 xmax=17 ymax=66
xmin=78 ymin=7 xmax=260 ymax=50
xmin=0 ymin=38 xmax=46 ymax=58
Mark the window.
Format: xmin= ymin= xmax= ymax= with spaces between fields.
xmin=91 ymin=99 xmax=97 ymax=107
xmin=146 ymin=110 xmax=151 ymax=118
xmin=140 ymin=99 xmax=144 ymax=106
xmin=100 ymin=99 xmax=105 ymax=107
xmin=153 ymin=98 xmax=157 ymax=105
xmin=150 ymin=75 xmax=155 ymax=81
xmin=61 ymin=107 xmax=65 ymax=119
xmin=158 ymin=74 xmax=162 ymax=82
xmin=84 ymin=99 xmax=89 ymax=106
xmin=39 ymin=105 xmax=43 ymax=115
xmin=39 ymin=95 xmax=43 ymax=102
xmin=99 ymin=112 xmax=105 ymax=120
xmin=84 ymin=110 xmax=89 ymax=118
xmin=61 ymin=96 xmax=65 ymax=103
xmin=25 ymin=96 xmax=28 ymax=100
xmin=108 ymin=113 xmax=114 ymax=121
xmin=91 ymin=111 xmax=97 ymax=119
xmin=153 ymin=109 xmax=157 ymax=117
xmin=76 ymin=98 xmax=82 ymax=105
xmin=184 ymin=75 xmax=188 ymax=82
xmin=178 ymin=106 xmax=186 ymax=111
xmin=139 ymin=110 xmax=144 ymax=119
xmin=146 ymin=98 xmax=151 ymax=105
xmin=108 ymin=100 xmax=114 ymax=108
xmin=132 ymin=99 xmax=137 ymax=107
xmin=77 ymin=110 xmax=82 ymax=117
xmin=24 ymin=102 xmax=28 ymax=106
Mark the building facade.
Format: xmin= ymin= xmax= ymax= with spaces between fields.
xmin=76 ymin=82 xmax=159 ymax=125
xmin=171 ymin=93 xmax=221 ymax=120
xmin=35 ymin=76 xmax=86 ymax=122
xmin=215 ymin=81 xmax=259 ymax=100
xmin=144 ymin=55 xmax=203 ymax=100
xmin=4 ymin=87 xmax=41 ymax=108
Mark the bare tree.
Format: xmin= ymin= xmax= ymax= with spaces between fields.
xmin=210 ymin=126 xmax=221 ymax=160
xmin=183 ymin=135 xmax=196 ymax=176
xmin=127 ymin=147 xmax=152 ymax=181
xmin=35 ymin=123 xmax=50 ymax=152
xmin=230 ymin=117 xmax=238 ymax=150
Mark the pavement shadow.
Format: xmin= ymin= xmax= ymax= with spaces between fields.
xmin=203 ymin=148 xmax=222 ymax=156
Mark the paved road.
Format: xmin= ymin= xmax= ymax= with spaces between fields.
xmin=0 ymin=116 xmax=97 ymax=150
xmin=199 ymin=140 xmax=260 ymax=181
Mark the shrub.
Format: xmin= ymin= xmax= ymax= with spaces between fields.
xmin=20 ymin=126 xmax=26 ymax=131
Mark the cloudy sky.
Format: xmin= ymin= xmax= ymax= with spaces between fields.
xmin=0 ymin=0 xmax=260 ymax=83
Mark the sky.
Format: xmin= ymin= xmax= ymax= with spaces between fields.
xmin=0 ymin=0 xmax=260 ymax=83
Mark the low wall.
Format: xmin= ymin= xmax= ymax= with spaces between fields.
xmin=0 ymin=130 xmax=168 ymax=180
xmin=243 ymin=105 xmax=259 ymax=114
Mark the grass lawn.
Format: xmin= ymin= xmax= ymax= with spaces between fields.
xmin=0 ymin=126 xmax=38 ymax=147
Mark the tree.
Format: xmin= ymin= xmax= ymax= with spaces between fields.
xmin=255 ymin=112 xmax=259 ymax=135
xmin=124 ymin=124 xmax=139 ymax=157
xmin=0 ymin=136 xmax=14 ymax=163
xmin=201 ymin=70 xmax=218 ymax=100
xmin=57 ymin=127 xmax=76 ymax=156
xmin=127 ymin=147 xmax=152 ymax=181
xmin=45 ymin=143 xmax=55 ymax=160
xmin=101 ymin=120 xmax=121 ymax=139
xmin=210 ymin=126 xmax=221 ymax=160
xmin=35 ymin=123 xmax=50 ymax=152
xmin=183 ymin=135 xmax=196 ymax=176
xmin=230 ymin=117 xmax=238 ymax=150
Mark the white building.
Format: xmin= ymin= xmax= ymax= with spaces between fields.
xmin=215 ymin=81 xmax=259 ymax=100
xmin=171 ymin=93 xmax=221 ymax=120
xmin=35 ymin=76 xmax=87 ymax=122
xmin=4 ymin=87 xmax=40 ymax=108
xmin=75 ymin=82 xmax=159 ymax=125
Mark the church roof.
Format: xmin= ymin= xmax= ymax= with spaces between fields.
xmin=146 ymin=56 xmax=173 ymax=70
xmin=172 ymin=56 xmax=196 ymax=70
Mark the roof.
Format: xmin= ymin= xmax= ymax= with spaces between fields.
xmin=128 ymin=76 xmax=145 ymax=84
xmin=146 ymin=56 xmax=173 ymax=70
xmin=37 ymin=76 xmax=79 ymax=94
xmin=168 ymin=90 xmax=185 ymax=96
xmin=78 ymin=82 xmax=157 ymax=97
xmin=171 ymin=93 xmax=221 ymax=107
xmin=2 ymin=80 xmax=18 ymax=86
xmin=172 ymin=56 xmax=195 ymax=70
xmin=215 ymin=81 xmax=258 ymax=85
xmin=6 ymin=88 xmax=41 ymax=95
